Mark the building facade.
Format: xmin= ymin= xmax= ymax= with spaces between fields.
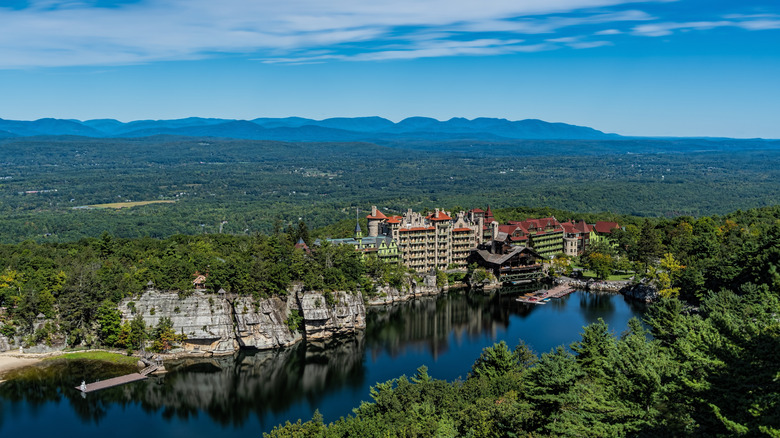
xmin=367 ymin=206 xmax=484 ymax=271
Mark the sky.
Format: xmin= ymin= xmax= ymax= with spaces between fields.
xmin=1 ymin=0 xmax=779 ymax=138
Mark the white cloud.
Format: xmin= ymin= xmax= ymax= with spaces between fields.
xmin=633 ymin=17 xmax=780 ymax=37
xmin=0 ymin=0 xmax=777 ymax=67
xmin=0 ymin=0 xmax=667 ymax=67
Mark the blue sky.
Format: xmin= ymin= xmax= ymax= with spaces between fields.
xmin=1 ymin=0 xmax=779 ymax=138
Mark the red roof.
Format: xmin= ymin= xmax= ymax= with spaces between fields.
xmin=399 ymin=227 xmax=435 ymax=232
xmin=573 ymin=221 xmax=592 ymax=233
xmin=595 ymin=221 xmax=619 ymax=234
xmin=427 ymin=211 xmax=452 ymax=221
xmin=453 ymin=227 xmax=472 ymax=232
xmin=366 ymin=208 xmax=387 ymax=220
xmin=386 ymin=215 xmax=402 ymax=224
xmin=471 ymin=208 xmax=484 ymax=213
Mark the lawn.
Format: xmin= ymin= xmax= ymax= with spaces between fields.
xmin=572 ymin=265 xmax=634 ymax=281
xmin=88 ymin=200 xmax=176 ymax=209
xmin=44 ymin=351 xmax=139 ymax=365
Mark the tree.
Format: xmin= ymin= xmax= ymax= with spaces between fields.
xmin=96 ymin=300 xmax=122 ymax=346
xmin=470 ymin=341 xmax=518 ymax=380
xmin=129 ymin=314 xmax=147 ymax=350
xmin=636 ymin=220 xmax=663 ymax=270
xmin=585 ymin=252 xmax=615 ymax=280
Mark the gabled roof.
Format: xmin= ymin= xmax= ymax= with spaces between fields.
xmin=562 ymin=221 xmax=592 ymax=234
xmin=427 ymin=210 xmax=452 ymax=221
xmin=595 ymin=221 xmax=620 ymax=234
xmin=366 ymin=208 xmax=387 ymax=220
xmin=574 ymin=221 xmax=591 ymax=233
xmin=472 ymin=245 xmax=542 ymax=266
xmin=387 ymin=215 xmax=402 ymax=224
xmin=471 ymin=208 xmax=484 ymax=213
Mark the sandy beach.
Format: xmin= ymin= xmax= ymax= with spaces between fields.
xmin=0 ymin=353 xmax=42 ymax=380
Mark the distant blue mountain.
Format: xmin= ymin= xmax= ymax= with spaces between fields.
xmin=0 ymin=118 xmax=103 ymax=137
xmin=0 ymin=116 xmax=620 ymax=141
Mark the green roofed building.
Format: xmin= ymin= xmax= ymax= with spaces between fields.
xmin=315 ymin=217 xmax=401 ymax=264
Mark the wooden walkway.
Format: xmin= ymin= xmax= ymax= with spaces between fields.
xmin=76 ymin=362 xmax=159 ymax=393
xmin=75 ymin=373 xmax=147 ymax=393
xmin=516 ymin=284 xmax=576 ymax=305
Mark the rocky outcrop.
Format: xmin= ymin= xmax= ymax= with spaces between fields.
xmin=297 ymin=290 xmax=366 ymax=340
xmin=364 ymin=274 xmax=441 ymax=305
xmin=119 ymin=290 xmax=237 ymax=355
xmin=0 ymin=335 xmax=10 ymax=352
xmin=232 ymin=296 xmax=302 ymax=349
xmin=622 ymin=284 xmax=659 ymax=303
xmin=120 ymin=288 xmax=368 ymax=355
xmin=555 ymin=278 xmax=630 ymax=293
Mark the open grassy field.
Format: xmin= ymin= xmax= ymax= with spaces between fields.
xmin=43 ymin=351 xmax=139 ymax=365
xmin=88 ymin=200 xmax=176 ymax=209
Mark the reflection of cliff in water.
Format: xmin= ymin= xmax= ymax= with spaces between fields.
xmin=364 ymin=290 xmax=538 ymax=360
xmin=0 ymin=359 xmax=139 ymax=426
xmin=0 ymin=335 xmax=366 ymax=428
xmin=135 ymin=334 xmax=365 ymax=426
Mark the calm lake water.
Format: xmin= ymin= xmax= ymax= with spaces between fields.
xmin=0 ymin=290 xmax=646 ymax=436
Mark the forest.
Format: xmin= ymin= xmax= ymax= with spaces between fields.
xmin=263 ymin=207 xmax=780 ymax=437
xmin=0 ymin=135 xmax=778 ymax=436
xmin=0 ymin=136 xmax=778 ymax=243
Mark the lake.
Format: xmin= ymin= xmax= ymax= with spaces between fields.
xmin=0 ymin=289 xmax=647 ymax=436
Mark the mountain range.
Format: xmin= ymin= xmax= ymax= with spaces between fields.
xmin=0 ymin=116 xmax=620 ymax=141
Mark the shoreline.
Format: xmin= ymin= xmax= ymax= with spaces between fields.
xmin=0 ymin=352 xmax=43 ymax=381
xmin=0 ymin=348 xmax=139 ymax=382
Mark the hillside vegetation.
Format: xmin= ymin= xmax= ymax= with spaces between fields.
xmin=0 ymin=136 xmax=778 ymax=243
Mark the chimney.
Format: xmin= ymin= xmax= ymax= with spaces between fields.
xmin=435 ymin=208 xmax=440 ymax=218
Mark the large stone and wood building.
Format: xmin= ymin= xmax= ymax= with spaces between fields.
xmin=366 ymin=206 xmax=484 ymax=271
xmin=467 ymin=235 xmax=545 ymax=283
xmin=316 ymin=219 xmax=401 ymax=263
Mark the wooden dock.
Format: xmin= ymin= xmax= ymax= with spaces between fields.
xmin=548 ymin=284 xmax=576 ymax=298
xmin=76 ymin=362 xmax=159 ymax=393
xmin=75 ymin=373 xmax=147 ymax=393
xmin=516 ymin=284 xmax=576 ymax=305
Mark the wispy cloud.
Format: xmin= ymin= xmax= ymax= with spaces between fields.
xmin=633 ymin=15 xmax=780 ymax=36
xmin=0 ymin=0 xmax=778 ymax=68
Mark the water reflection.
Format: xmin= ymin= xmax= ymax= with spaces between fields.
xmin=0 ymin=289 xmax=646 ymax=436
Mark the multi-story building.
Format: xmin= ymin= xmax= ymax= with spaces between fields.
xmin=561 ymin=220 xmax=592 ymax=256
xmin=491 ymin=217 xmax=565 ymax=258
xmin=316 ymin=220 xmax=401 ymax=264
xmin=366 ymin=206 xmax=484 ymax=271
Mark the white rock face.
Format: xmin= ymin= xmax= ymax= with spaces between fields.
xmin=119 ymin=289 xmax=364 ymax=354
xmin=297 ymin=290 xmax=366 ymax=340
xmin=0 ymin=335 xmax=10 ymax=352
xmin=233 ymin=296 xmax=302 ymax=349
xmin=365 ymin=274 xmax=440 ymax=306
xmin=119 ymin=290 xmax=236 ymax=354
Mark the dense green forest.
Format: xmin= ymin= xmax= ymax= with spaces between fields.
xmin=1 ymin=135 xmax=779 ymax=435
xmin=0 ymin=136 xmax=778 ymax=243
xmin=265 ymin=288 xmax=779 ymax=437
xmin=263 ymin=208 xmax=780 ymax=437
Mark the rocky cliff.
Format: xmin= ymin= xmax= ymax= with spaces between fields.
xmin=364 ymin=274 xmax=440 ymax=305
xmin=296 ymin=289 xmax=366 ymax=340
xmin=119 ymin=287 xmax=370 ymax=355
xmin=119 ymin=290 xmax=238 ymax=354
xmin=622 ymin=284 xmax=659 ymax=302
